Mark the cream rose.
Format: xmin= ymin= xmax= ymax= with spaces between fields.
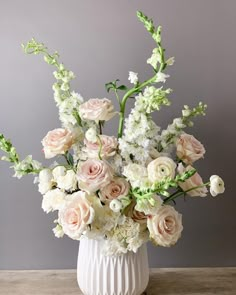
xmin=176 ymin=133 xmax=205 ymax=165
xmin=42 ymin=128 xmax=75 ymax=159
xmin=147 ymin=205 xmax=183 ymax=247
xmin=79 ymin=98 xmax=116 ymax=122
xmin=84 ymin=135 xmax=118 ymax=158
xmin=77 ymin=159 xmax=113 ymax=193
xmin=178 ymin=163 xmax=208 ymax=197
xmin=147 ymin=156 xmax=176 ymax=183
xmin=100 ymin=177 xmax=130 ymax=203
xmin=59 ymin=191 xmax=95 ymax=240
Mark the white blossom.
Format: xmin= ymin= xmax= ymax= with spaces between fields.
xmin=156 ymin=72 xmax=170 ymax=83
xmin=110 ymin=199 xmax=123 ymax=212
xmin=128 ymin=71 xmax=138 ymax=84
xmin=42 ymin=189 xmax=66 ymax=213
xmin=85 ymin=127 xmax=97 ymax=143
xmin=210 ymin=175 xmax=225 ymax=197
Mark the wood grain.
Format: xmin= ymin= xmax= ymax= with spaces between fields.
xmin=0 ymin=268 xmax=235 ymax=295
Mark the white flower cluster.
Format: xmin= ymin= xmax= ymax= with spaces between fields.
xmin=0 ymin=16 xmax=226 ymax=257
xmin=13 ymin=155 xmax=42 ymax=179
xmin=103 ymin=217 xmax=148 ymax=255
xmin=119 ymin=85 xmax=171 ymax=164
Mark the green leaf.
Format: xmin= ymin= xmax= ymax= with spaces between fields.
xmin=117 ymin=85 xmax=128 ymax=91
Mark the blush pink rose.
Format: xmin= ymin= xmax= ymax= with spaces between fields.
xmin=176 ymin=133 xmax=206 ymax=165
xmin=147 ymin=205 xmax=183 ymax=247
xmin=84 ymin=135 xmax=118 ymax=158
xmin=100 ymin=177 xmax=130 ymax=203
xmin=127 ymin=202 xmax=147 ymax=224
xmin=177 ymin=163 xmax=208 ymax=197
xmin=77 ymin=159 xmax=113 ymax=193
xmin=59 ymin=191 xmax=94 ymax=240
xmin=42 ymin=128 xmax=74 ymax=159
xmin=79 ymin=98 xmax=116 ymax=122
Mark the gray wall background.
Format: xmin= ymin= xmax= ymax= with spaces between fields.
xmin=0 ymin=0 xmax=235 ymax=270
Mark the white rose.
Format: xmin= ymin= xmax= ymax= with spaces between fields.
xmin=128 ymin=71 xmax=138 ymax=84
xmin=147 ymin=156 xmax=176 ymax=183
xmin=38 ymin=169 xmax=54 ymax=194
xmin=110 ymin=199 xmax=123 ymax=213
xmin=210 ymin=175 xmax=225 ymax=197
xmin=42 ymin=189 xmax=66 ymax=213
xmin=52 ymin=166 xmax=66 ymax=181
xmin=147 ymin=205 xmax=183 ymax=247
xmin=57 ymin=170 xmax=78 ymax=191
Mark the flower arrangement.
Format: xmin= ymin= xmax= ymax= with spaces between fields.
xmin=0 ymin=11 xmax=225 ymax=255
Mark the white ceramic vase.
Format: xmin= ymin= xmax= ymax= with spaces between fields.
xmin=77 ymin=238 xmax=149 ymax=295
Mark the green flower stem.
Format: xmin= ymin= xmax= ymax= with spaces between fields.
xmin=97 ymin=135 xmax=103 ymax=160
xmin=117 ymin=75 xmax=157 ymax=138
xmin=163 ymin=181 xmax=210 ymax=204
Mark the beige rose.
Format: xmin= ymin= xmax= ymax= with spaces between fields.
xmin=84 ymin=135 xmax=118 ymax=158
xmin=176 ymin=133 xmax=205 ymax=165
xmin=147 ymin=205 xmax=183 ymax=247
xmin=177 ymin=163 xmax=208 ymax=197
xmin=127 ymin=202 xmax=147 ymax=225
xmin=79 ymin=98 xmax=116 ymax=122
xmin=59 ymin=191 xmax=95 ymax=240
xmin=42 ymin=128 xmax=74 ymax=159
xmin=147 ymin=156 xmax=176 ymax=183
xmin=100 ymin=177 xmax=130 ymax=203
xmin=77 ymin=159 xmax=113 ymax=193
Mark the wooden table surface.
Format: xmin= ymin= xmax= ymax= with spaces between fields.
xmin=0 ymin=268 xmax=235 ymax=295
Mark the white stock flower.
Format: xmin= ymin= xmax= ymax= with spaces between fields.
xmin=42 ymin=189 xmax=66 ymax=213
xmin=110 ymin=199 xmax=123 ymax=213
xmin=38 ymin=169 xmax=54 ymax=194
xmin=147 ymin=156 xmax=176 ymax=183
xmin=85 ymin=127 xmax=97 ymax=143
xmin=210 ymin=175 xmax=225 ymax=197
xmin=156 ymin=72 xmax=170 ymax=83
xmin=123 ymin=163 xmax=150 ymax=188
xmin=53 ymin=224 xmax=64 ymax=238
xmin=147 ymin=48 xmax=161 ymax=69
xmin=166 ymin=57 xmax=175 ymax=66
xmin=57 ymin=170 xmax=78 ymax=191
xmin=52 ymin=166 xmax=66 ymax=181
xmin=128 ymin=71 xmax=138 ymax=84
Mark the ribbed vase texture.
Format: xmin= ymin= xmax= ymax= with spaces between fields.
xmin=77 ymin=238 xmax=149 ymax=295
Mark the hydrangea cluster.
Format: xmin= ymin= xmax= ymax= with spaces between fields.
xmin=0 ymin=11 xmax=225 ymax=255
